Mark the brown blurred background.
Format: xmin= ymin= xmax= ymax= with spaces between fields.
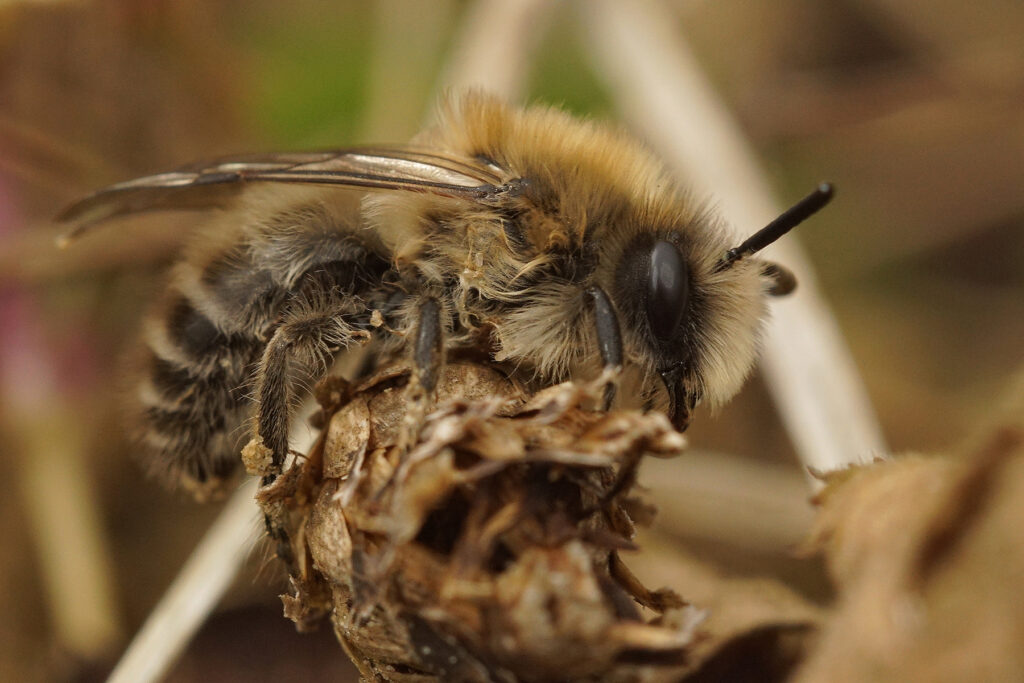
xmin=0 ymin=1 xmax=1020 ymax=681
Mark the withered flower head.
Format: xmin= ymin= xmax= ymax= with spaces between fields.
xmin=262 ymin=362 xmax=703 ymax=682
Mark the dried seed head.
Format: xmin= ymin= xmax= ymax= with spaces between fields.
xmin=268 ymin=362 xmax=701 ymax=681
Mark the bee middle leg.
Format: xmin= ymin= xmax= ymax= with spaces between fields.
xmin=390 ymin=296 xmax=446 ymax=453
xmin=412 ymin=296 xmax=444 ymax=396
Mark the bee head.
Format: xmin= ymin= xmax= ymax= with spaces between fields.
xmin=419 ymin=94 xmax=833 ymax=432
xmin=613 ymin=184 xmax=833 ymax=430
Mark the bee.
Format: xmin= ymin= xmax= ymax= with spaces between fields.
xmin=59 ymin=92 xmax=832 ymax=498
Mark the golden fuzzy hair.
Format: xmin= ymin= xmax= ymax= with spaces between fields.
xmin=366 ymin=92 xmax=769 ymax=409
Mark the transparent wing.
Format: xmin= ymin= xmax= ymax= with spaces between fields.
xmin=57 ymin=147 xmax=512 ymax=243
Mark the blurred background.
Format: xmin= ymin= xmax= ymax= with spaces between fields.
xmin=0 ymin=1 xmax=1020 ymax=680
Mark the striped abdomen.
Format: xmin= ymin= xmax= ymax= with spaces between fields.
xmin=134 ymin=192 xmax=393 ymax=497
xmin=134 ymin=212 xmax=390 ymax=498
xmin=136 ymin=286 xmax=268 ymax=497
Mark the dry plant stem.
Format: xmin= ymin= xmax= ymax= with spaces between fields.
xmin=106 ymin=393 xmax=324 ymax=683
xmin=17 ymin=408 xmax=121 ymax=659
xmin=3 ymin=286 xmax=121 ymax=658
xmin=582 ymin=0 xmax=888 ymax=484
xmin=643 ymin=450 xmax=816 ymax=552
xmin=105 ymin=476 xmax=262 ymax=683
xmin=440 ymin=0 xmax=555 ymax=96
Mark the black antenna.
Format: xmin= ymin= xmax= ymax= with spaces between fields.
xmin=715 ymin=182 xmax=834 ymax=272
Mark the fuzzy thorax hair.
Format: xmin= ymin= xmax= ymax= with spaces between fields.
xmin=364 ymin=93 xmax=769 ymax=410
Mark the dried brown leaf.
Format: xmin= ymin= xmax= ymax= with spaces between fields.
xmin=796 ymin=421 xmax=1024 ymax=682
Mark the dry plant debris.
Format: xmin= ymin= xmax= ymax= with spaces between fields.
xmin=795 ymin=421 xmax=1024 ymax=682
xmin=253 ymin=360 xmax=1024 ymax=682
xmin=260 ymin=362 xmax=706 ymax=682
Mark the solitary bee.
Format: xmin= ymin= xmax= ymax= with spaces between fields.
xmin=59 ymin=92 xmax=831 ymax=498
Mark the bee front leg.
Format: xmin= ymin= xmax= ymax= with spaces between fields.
xmin=587 ymin=286 xmax=624 ymax=410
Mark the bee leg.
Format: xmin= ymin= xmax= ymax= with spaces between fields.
xmin=412 ymin=297 xmax=444 ymax=396
xmin=251 ymin=296 xmax=364 ymax=571
xmin=254 ymin=297 xmax=366 ymax=482
xmin=389 ymin=296 xmax=445 ymax=453
xmin=587 ymin=286 xmax=623 ymax=410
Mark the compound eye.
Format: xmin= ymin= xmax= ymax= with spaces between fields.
xmin=646 ymin=240 xmax=689 ymax=340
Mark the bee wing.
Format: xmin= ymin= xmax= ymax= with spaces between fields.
xmin=57 ymin=147 xmax=511 ymax=243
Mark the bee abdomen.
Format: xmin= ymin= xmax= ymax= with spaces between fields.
xmin=135 ymin=295 xmax=261 ymax=496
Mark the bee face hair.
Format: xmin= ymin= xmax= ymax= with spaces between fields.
xmin=59 ymin=91 xmax=830 ymax=493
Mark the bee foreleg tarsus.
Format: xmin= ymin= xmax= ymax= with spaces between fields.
xmin=412 ymin=296 xmax=444 ymax=395
xmin=586 ymin=286 xmax=623 ymax=410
